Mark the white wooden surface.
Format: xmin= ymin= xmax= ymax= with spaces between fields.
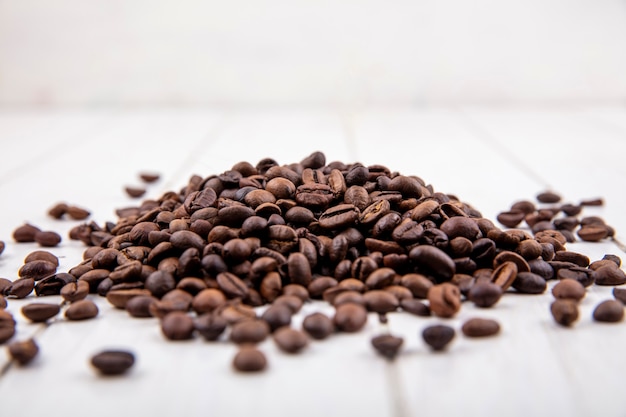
xmin=0 ymin=107 xmax=625 ymax=417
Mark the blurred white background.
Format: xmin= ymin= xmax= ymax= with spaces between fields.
xmin=1 ymin=0 xmax=625 ymax=106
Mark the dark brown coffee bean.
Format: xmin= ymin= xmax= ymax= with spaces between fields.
xmin=261 ymin=304 xmax=292 ymax=331
xmin=592 ymin=300 xmax=624 ymax=323
xmin=106 ymin=289 xmax=152 ymax=309
xmin=34 ymin=272 xmax=76 ymax=296
xmin=307 ymin=276 xmax=337 ymax=298
xmin=496 ymin=211 xmax=525 ymax=228
xmin=400 ymin=273 xmax=433 ymax=299
xmin=302 ymin=312 xmax=334 ymax=340
xmin=577 ymin=225 xmax=609 ymax=242
xmin=219 ymin=302 xmax=256 ymax=325
xmin=215 ymin=272 xmax=248 ymax=299
xmin=124 ymin=186 xmax=146 ymax=198
xmin=557 ymin=267 xmax=595 ymax=287
xmin=365 ymin=268 xmax=396 ymax=290
xmin=13 ymin=223 xmax=41 ymax=242
xmin=161 ymin=311 xmax=195 ymax=340
xmin=553 ymin=251 xmax=590 ymax=267
xmin=371 ymin=334 xmax=404 ymax=359
xmin=287 ymin=252 xmax=312 ymax=287
xmin=8 ymin=339 xmax=39 ymax=365
xmin=24 ymin=250 xmax=59 ymax=267
xmin=333 ymin=302 xmax=368 ymax=333
xmin=60 ymin=280 xmax=90 ymax=303
xmin=422 ymin=324 xmax=455 ymax=351
xmin=512 ymin=272 xmax=547 ymax=294
xmin=332 ymin=290 xmax=365 ymax=307
xmin=409 ymin=246 xmax=455 ymax=281
xmin=468 ymin=281 xmax=503 ymax=308
xmin=427 ymin=283 xmax=461 ymax=318
xmin=91 ymin=350 xmax=135 ymax=375
xmin=273 ymin=327 xmax=309 ymax=353
xmin=613 ymin=287 xmax=626 ymax=304
xmin=34 ymin=230 xmax=62 ymax=247
xmin=66 ymin=205 xmax=91 ymax=220
xmin=21 ymin=303 xmax=60 ymax=322
xmin=0 ymin=295 xmax=6 ymax=309
xmin=319 ymin=204 xmax=359 ymax=230
xmin=593 ymin=265 xmax=626 ymax=286
xmin=536 ymin=191 xmax=561 ymax=203
xmin=400 ymin=298 xmax=430 ymax=316
xmin=48 ymin=202 xmax=68 ymax=219
xmin=230 ymin=319 xmax=270 ymax=344
xmin=363 ymin=290 xmax=399 ymax=313
xmin=233 ymin=346 xmax=267 ymax=372
xmin=490 ymin=261 xmax=518 ymax=291
xmin=65 ymin=299 xmax=99 ymax=320
xmin=126 ymin=295 xmax=157 ymax=318
xmin=461 ymin=318 xmax=500 ymax=337
xmin=552 ymin=279 xmax=585 ymax=301
xmin=195 ymin=313 xmax=227 ymax=341
xmin=8 ymin=278 xmax=35 ymax=299
xmin=0 ymin=310 xmax=16 ymax=343
xmin=145 ymin=270 xmax=176 ymax=298
xmin=550 ymin=299 xmax=579 ymax=327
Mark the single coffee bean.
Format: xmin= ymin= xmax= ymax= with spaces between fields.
xmin=363 ymin=290 xmax=399 ymax=314
xmin=557 ymin=267 xmax=595 ymax=287
xmin=145 ymin=270 xmax=176 ymax=298
xmin=91 ymin=350 xmax=135 ymax=375
xmin=21 ymin=303 xmax=60 ymax=322
xmin=7 ymin=278 xmax=35 ymax=299
xmin=161 ymin=311 xmax=195 ymax=340
xmin=400 ymin=273 xmax=433 ymax=299
xmin=273 ymin=327 xmax=309 ymax=353
xmin=272 ymin=295 xmax=304 ymax=314
xmin=195 ymin=313 xmax=228 ymax=341
xmin=192 ymin=288 xmax=227 ymax=314
xmin=461 ymin=318 xmax=500 ymax=337
xmin=261 ymin=304 xmax=292 ymax=331
xmin=577 ymin=225 xmax=608 ymax=242
xmin=536 ymin=191 xmax=561 ymax=203
xmin=18 ymin=260 xmax=57 ymax=281
xmin=230 ymin=319 xmax=271 ymax=344
xmin=233 ymin=346 xmax=267 ymax=372
xmin=552 ymin=279 xmax=585 ymax=301
xmin=0 ymin=295 xmax=6 ymax=309
xmin=65 ymin=299 xmax=99 ymax=320
xmin=592 ymin=300 xmax=624 ymax=323
xmin=427 ymin=283 xmax=461 ymax=318
xmin=302 ymin=312 xmax=334 ymax=340
xmin=0 ymin=310 xmax=16 ymax=343
xmin=60 ymin=280 xmax=90 ymax=303
xmin=550 ymin=299 xmax=579 ymax=327
xmin=66 ymin=205 xmax=91 ymax=220
xmin=220 ymin=302 xmax=257 ymax=325
xmin=333 ymin=302 xmax=368 ymax=333
xmin=602 ymin=254 xmax=622 ymax=267
xmin=34 ymin=230 xmax=62 ymax=247
xmin=466 ymin=279 xmax=500 ymax=306
xmin=216 ymin=272 xmax=249 ymax=299
xmin=512 ymin=272 xmax=547 ymax=294
xmin=422 ymin=324 xmax=455 ymax=351
xmin=365 ymin=268 xmax=396 ymax=290
xmin=106 ymin=289 xmax=152 ymax=309
xmin=496 ymin=210 xmax=526 ymax=228
xmin=400 ymin=298 xmax=431 ymax=316
xmin=13 ymin=223 xmax=41 ymax=243
xmin=126 ymin=295 xmax=157 ymax=318
xmin=371 ymin=334 xmax=404 ymax=359
xmin=8 ymin=339 xmax=39 ymax=365
xmin=593 ymin=265 xmax=626 ymax=286
xmin=409 ymin=245 xmax=456 ymax=281
xmin=613 ymin=287 xmax=626 ymax=304
xmin=490 ymin=261 xmax=518 ymax=291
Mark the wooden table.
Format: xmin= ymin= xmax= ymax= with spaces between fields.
xmin=1 ymin=106 xmax=625 ymax=417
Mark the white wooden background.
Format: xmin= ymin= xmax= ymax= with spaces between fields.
xmin=1 ymin=106 xmax=626 ymax=417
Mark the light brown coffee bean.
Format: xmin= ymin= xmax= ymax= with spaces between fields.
xmin=65 ymin=299 xmax=99 ymax=321
xmin=427 ymin=283 xmax=461 ymax=318
xmin=461 ymin=318 xmax=501 ymax=337
xmin=592 ymin=300 xmax=624 ymax=323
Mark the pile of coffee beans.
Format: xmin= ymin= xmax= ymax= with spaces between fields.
xmin=2 ymin=151 xmax=625 ymax=374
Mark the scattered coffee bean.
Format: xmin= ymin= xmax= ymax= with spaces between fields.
xmin=34 ymin=231 xmax=62 ymax=247
xmin=461 ymin=318 xmax=501 ymax=337
xmin=60 ymin=280 xmax=90 ymax=303
xmin=399 ymin=298 xmax=431 ymax=316
xmin=0 ymin=310 xmax=16 ymax=344
xmin=428 ymin=283 xmax=461 ymax=318
xmin=550 ymin=299 xmax=579 ymax=327
xmin=273 ymin=327 xmax=309 ymax=353
xmin=8 ymin=339 xmax=39 ymax=365
xmin=7 ymin=278 xmax=35 ymax=299
xmin=613 ymin=287 xmax=626 ymax=305
xmin=195 ymin=313 xmax=228 ymax=341
xmin=552 ymin=279 xmax=585 ymax=301
xmin=161 ymin=311 xmax=195 ymax=340
xmin=422 ymin=324 xmax=455 ymax=351
xmin=24 ymin=250 xmax=59 ymax=267
xmin=468 ymin=281 xmax=503 ymax=308
xmin=233 ymin=346 xmax=267 ymax=372
xmin=139 ymin=172 xmax=160 ymax=183
xmin=230 ymin=319 xmax=270 ymax=344
xmin=91 ymin=350 xmax=135 ymax=375
xmin=0 ymin=295 xmax=6 ymax=309
xmin=592 ymin=300 xmax=624 ymax=323
xmin=13 ymin=223 xmax=41 ymax=242
xmin=125 ymin=186 xmax=147 ymax=198
xmin=65 ymin=299 xmax=99 ymax=321
xmin=333 ymin=303 xmax=368 ymax=333
xmin=21 ymin=303 xmax=61 ymax=322
xmin=302 ymin=312 xmax=334 ymax=340
xmin=371 ymin=334 xmax=404 ymax=359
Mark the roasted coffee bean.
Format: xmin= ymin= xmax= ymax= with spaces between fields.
xmin=468 ymin=281 xmax=503 ymax=308
xmin=273 ymin=327 xmax=309 ymax=353
xmin=512 ymin=272 xmax=547 ymax=294
xmin=302 ymin=312 xmax=334 ymax=340
xmin=536 ymin=191 xmax=561 ymax=203
xmin=91 ymin=350 xmax=135 ymax=375
xmin=319 ymin=204 xmax=359 ymax=230
xmin=550 ymin=299 xmax=579 ymax=327
xmin=496 ymin=211 xmax=526 ymax=228
xmin=552 ymin=279 xmax=585 ymax=301
xmin=126 ymin=295 xmax=157 ymax=318
xmin=233 ymin=346 xmax=267 ymax=372
xmin=230 ymin=319 xmax=271 ymax=344
xmin=216 ymin=272 xmax=248 ymax=299
xmin=287 ymin=252 xmax=312 ymax=287
xmin=365 ymin=268 xmax=396 ymax=290
xmin=422 ymin=324 xmax=455 ymax=351
xmin=161 ymin=311 xmax=195 ymax=340
xmin=333 ymin=302 xmax=368 ymax=333
xmin=0 ymin=295 xmax=6 ymax=309
xmin=106 ymin=289 xmax=151 ymax=309
xmin=557 ymin=267 xmax=595 ymax=287
xmin=332 ymin=291 xmax=365 ymax=307
xmin=409 ymin=246 xmax=455 ymax=281
xmin=0 ymin=310 xmax=16 ymax=343
xmin=8 ymin=278 xmax=35 ymax=299
xmin=65 ymin=299 xmax=99 ymax=320
xmin=34 ymin=230 xmax=62 ymax=247
xmin=428 ymin=283 xmax=461 ymax=318
xmin=593 ymin=265 xmax=626 ymax=286
xmin=553 ymin=251 xmax=590 ymax=267
xmin=35 ymin=272 xmax=76 ymax=296
xmin=220 ymin=302 xmax=257 ymax=325
xmin=21 ymin=303 xmax=60 ymax=322
xmin=145 ymin=270 xmax=176 ymax=298
xmin=307 ymin=276 xmax=337 ymax=299
xmin=261 ymin=304 xmax=293 ymax=331
xmin=272 ymin=295 xmax=304 ymax=314
xmin=613 ymin=287 xmax=626 ymax=304
xmin=24 ymin=250 xmax=59 ymax=267
xmin=592 ymin=300 xmax=624 ymax=323
xmin=602 ymin=254 xmax=622 ymax=267
xmin=400 ymin=298 xmax=430 ymax=316
xmin=577 ymin=225 xmax=608 ymax=242
xmin=461 ymin=318 xmax=500 ymax=337
xmin=8 ymin=339 xmax=39 ymax=365
xmin=195 ymin=313 xmax=228 ymax=341
xmin=13 ymin=223 xmax=41 ymax=242
xmin=490 ymin=261 xmax=518 ymax=291
xmin=363 ymin=290 xmax=399 ymax=313
xmin=371 ymin=334 xmax=404 ymax=359
xmin=400 ymin=273 xmax=433 ymax=299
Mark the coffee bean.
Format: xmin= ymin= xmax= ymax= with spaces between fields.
xmin=577 ymin=225 xmax=608 ymax=242
xmin=21 ymin=303 xmax=60 ymax=322
xmin=302 ymin=312 xmax=334 ymax=340
xmin=65 ymin=299 xmax=99 ymax=320
xmin=91 ymin=350 xmax=135 ymax=375
xmin=106 ymin=289 xmax=152 ymax=309
xmin=126 ymin=295 xmax=157 ymax=318
xmin=399 ymin=273 xmax=433 ymax=299
xmin=363 ymin=290 xmax=399 ymax=314
xmin=145 ymin=270 xmax=176 ymax=298
xmin=496 ymin=211 xmax=526 ymax=228
xmin=220 ymin=302 xmax=256 ymax=325
xmin=422 ymin=324 xmax=455 ymax=351
xmin=194 ymin=313 xmax=227 ymax=341
xmin=461 ymin=318 xmax=500 ymax=337
xmin=273 ymin=327 xmax=309 ymax=353
xmin=557 ymin=267 xmax=595 ymax=287
xmin=34 ymin=230 xmax=62 ymax=247
xmin=371 ymin=334 xmax=404 ymax=359
xmin=365 ymin=268 xmax=396 ymax=290
xmin=553 ymin=251 xmax=590 ymax=267
xmin=550 ymin=299 xmax=579 ymax=327
xmin=66 ymin=205 xmax=91 ymax=220
xmin=552 ymin=279 xmax=585 ymax=301
xmin=592 ymin=300 xmax=624 ymax=323
xmin=261 ymin=304 xmax=292 ymax=331
xmin=8 ymin=339 xmax=39 ymax=365
xmin=613 ymin=287 xmax=626 ymax=304
xmin=161 ymin=311 xmax=195 ymax=340
xmin=427 ymin=283 xmax=461 ymax=318
xmin=333 ymin=302 xmax=368 ymax=333
xmin=13 ymin=223 xmax=41 ymax=242
xmin=593 ymin=265 xmax=626 ymax=286
xmin=0 ymin=295 xmax=6 ymax=309
xmin=272 ymin=295 xmax=304 ymax=314
xmin=490 ymin=261 xmax=518 ymax=291
xmin=512 ymin=272 xmax=547 ymax=294
xmin=192 ymin=289 xmax=227 ymax=314
xmin=230 ymin=319 xmax=270 ymax=344
xmin=468 ymin=281 xmax=503 ymax=308
xmin=409 ymin=246 xmax=455 ymax=281
xmin=7 ymin=278 xmax=35 ymax=299
xmin=0 ymin=310 xmax=16 ymax=344
xmin=399 ymin=298 xmax=431 ymax=316
xmin=233 ymin=346 xmax=267 ymax=372
xmin=536 ymin=191 xmax=561 ymax=203
xmin=24 ymin=250 xmax=59 ymax=267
